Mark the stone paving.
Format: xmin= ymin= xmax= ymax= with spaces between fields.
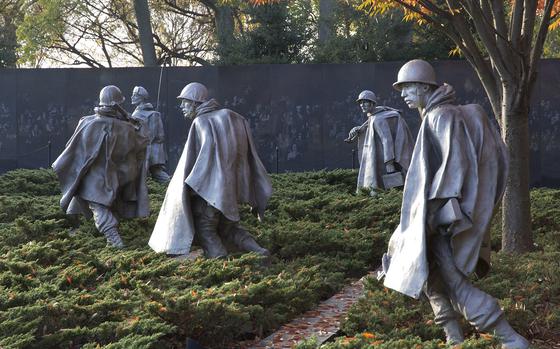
xmin=237 ymin=272 xmax=374 ymax=349
xmin=175 ymin=251 xmax=372 ymax=348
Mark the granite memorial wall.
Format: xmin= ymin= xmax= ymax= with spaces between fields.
xmin=1 ymin=60 xmax=559 ymax=186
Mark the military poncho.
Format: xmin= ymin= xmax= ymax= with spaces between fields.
xmin=357 ymin=106 xmax=414 ymax=191
xmin=383 ymin=84 xmax=508 ymax=299
xmin=149 ymin=99 xmax=272 ymax=255
xmin=52 ymin=111 xmax=150 ymax=219
xmin=131 ymin=102 xmax=167 ymax=168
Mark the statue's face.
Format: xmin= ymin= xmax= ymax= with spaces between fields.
xmin=131 ymin=93 xmax=143 ymax=106
xmin=359 ymin=100 xmax=375 ymax=114
xmin=180 ymin=99 xmax=197 ymax=119
xmin=401 ymin=83 xmax=432 ymax=110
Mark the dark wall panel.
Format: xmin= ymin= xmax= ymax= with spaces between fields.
xmin=1 ymin=60 xmax=560 ymax=187
xmin=0 ymin=69 xmax=17 ymax=172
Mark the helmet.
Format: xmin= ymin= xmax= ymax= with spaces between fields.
xmin=99 ymin=85 xmax=125 ymax=106
xmin=177 ymin=82 xmax=208 ymax=103
xmin=132 ymin=86 xmax=149 ymax=100
xmin=356 ymin=90 xmax=377 ymax=104
xmin=393 ymin=59 xmax=438 ymax=91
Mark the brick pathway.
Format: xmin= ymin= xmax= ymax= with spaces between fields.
xmin=173 ymin=249 xmax=204 ymax=261
xmin=177 ymin=255 xmax=559 ymax=349
xmin=237 ymin=273 xmax=373 ymax=349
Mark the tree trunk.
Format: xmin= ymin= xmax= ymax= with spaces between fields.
xmin=318 ymin=0 xmax=336 ymax=43
xmin=0 ymin=13 xmax=18 ymax=67
xmin=215 ymin=5 xmax=235 ymax=58
xmin=133 ymin=0 xmax=157 ymax=66
xmin=501 ymin=84 xmax=534 ymax=253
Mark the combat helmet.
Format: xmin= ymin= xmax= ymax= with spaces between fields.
xmin=177 ymin=82 xmax=208 ymax=103
xmin=356 ymin=90 xmax=377 ymax=104
xmin=393 ymin=59 xmax=438 ymax=91
xmin=99 ymin=85 xmax=126 ymax=106
xmin=132 ymin=86 xmax=149 ymax=100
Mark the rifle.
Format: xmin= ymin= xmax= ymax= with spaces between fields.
xmin=156 ymin=57 xmax=171 ymax=112
xmin=344 ymin=119 xmax=369 ymax=143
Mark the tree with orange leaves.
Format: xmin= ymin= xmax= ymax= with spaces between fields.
xmin=358 ymin=0 xmax=560 ymax=254
xmin=367 ymin=0 xmax=558 ymax=255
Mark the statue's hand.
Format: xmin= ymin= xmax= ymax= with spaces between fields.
xmin=345 ymin=127 xmax=360 ymax=143
xmin=385 ymin=161 xmax=396 ymax=173
xmin=350 ymin=126 xmax=361 ymax=137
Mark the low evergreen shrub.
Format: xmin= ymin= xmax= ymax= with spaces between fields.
xmin=1 ymin=169 xmax=557 ymax=348
xmin=0 ymin=169 xmax=397 ymax=348
xmin=316 ymin=188 xmax=560 ymax=348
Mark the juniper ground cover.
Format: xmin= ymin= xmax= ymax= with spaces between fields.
xmin=0 ymin=169 xmax=558 ymax=348
xmin=297 ymin=191 xmax=560 ymax=348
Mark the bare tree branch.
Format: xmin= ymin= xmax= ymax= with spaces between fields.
xmin=521 ymin=0 xmax=538 ymax=52
xmin=392 ymin=0 xmax=448 ymax=28
xmin=489 ymin=0 xmax=513 ymax=57
xmin=455 ymin=0 xmax=512 ymax=79
xmin=386 ymin=0 xmax=501 ymax=115
xmin=528 ymin=0 xmax=556 ymax=86
xmin=27 ymin=0 xmax=213 ymax=67
xmin=57 ymin=36 xmax=105 ymax=68
xmin=162 ymin=0 xmax=211 ymax=19
xmin=510 ymin=0 xmax=524 ymax=45
xmin=96 ymin=22 xmax=113 ymax=67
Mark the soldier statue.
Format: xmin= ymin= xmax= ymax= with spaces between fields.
xmin=53 ymin=85 xmax=149 ymax=248
xmin=378 ymin=59 xmax=528 ymax=349
xmin=149 ymin=82 xmax=272 ymax=258
xmin=130 ymin=86 xmax=170 ymax=182
xmin=346 ymin=90 xmax=413 ymax=194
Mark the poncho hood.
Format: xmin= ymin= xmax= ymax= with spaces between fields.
xmin=195 ymin=98 xmax=221 ymax=116
xmin=425 ymin=83 xmax=457 ymax=113
xmin=374 ymin=106 xmax=402 ymax=115
xmin=134 ymin=102 xmax=155 ymax=111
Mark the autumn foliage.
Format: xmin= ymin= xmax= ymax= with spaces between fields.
xmin=357 ymin=0 xmax=559 ymax=29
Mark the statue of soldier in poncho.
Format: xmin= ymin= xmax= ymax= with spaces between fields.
xmin=52 ymin=85 xmax=149 ymax=248
xmin=345 ymin=90 xmax=413 ymax=194
xmin=130 ymin=86 xmax=170 ymax=182
xmin=378 ymin=60 xmax=529 ymax=349
xmin=149 ymin=82 xmax=272 ymax=258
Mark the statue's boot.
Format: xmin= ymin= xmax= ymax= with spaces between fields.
xmin=150 ymin=166 xmax=171 ymax=183
xmin=231 ymin=229 xmax=270 ymax=257
xmin=442 ymin=319 xmax=464 ymax=345
xmin=489 ymin=317 xmax=529 ymax=349
xmin=197 ymin=228 xmax=228 ymax=259
xmin=104 ymin=228 xmax=125 ymax=249
xmin=89 ymin=202 xmax=122 ymax=248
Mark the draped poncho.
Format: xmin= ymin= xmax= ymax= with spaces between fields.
xmin=383 ymin=84 xmax=508 ymax=299
xmin=357 ymin=106 xmax=414 ymax=190
xmin=131 ymin=102 xmax=167 ymax=167
xmin=52 ymin=113 xmax=150 ymax=218
xmin=149 ymin=99 xmax=272 ymax=255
